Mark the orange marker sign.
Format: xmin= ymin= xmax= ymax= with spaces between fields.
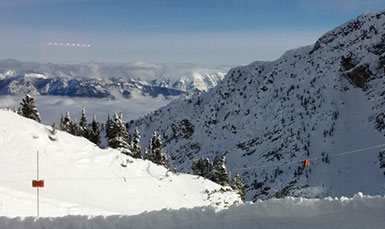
xmin=304 ymin=159 xmax=310 ymax=167
xmin=32 ymin=180 xmax=45 ymax=188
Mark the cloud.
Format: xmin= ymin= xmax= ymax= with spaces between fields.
xmin=0 ymin=95 xmax=175 ymax=124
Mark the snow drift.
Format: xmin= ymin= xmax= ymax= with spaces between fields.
xmin=0 ymin=193 xmax=384 ymax=229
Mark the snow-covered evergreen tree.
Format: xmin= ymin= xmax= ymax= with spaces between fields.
xmin=147 ymin=132 xmax=169 ymax=168
xmin=48 ymin=123 xmax=58 ymax=141
xmin=130 ymin=128 xmax=142 ymax=159
xmin=19 ymin=94 xmax=41 ymax=123
xmin=231 ymin=173 xmax=245 ymax=200
xmin=69 ymin=119 xmax=79 ymax=136
xmin=214 ymin=154 xmax=230 ymax=186
xmin=192 ymin=157 xmax=215 ymax=180
xmin=60 ymin=112 xmax=79 ymax=136
xmin=88 ymin=115 xmax=101 ymax=146
xmin=60 ymin=112 xmax=71 ymax=132
xmin=108 ymin=113 xmax=130 ymax=154
xmin=105 ymin=114 xmax=112 ymax=139
xmin=79 ymin=107 xmax=88 ymax=138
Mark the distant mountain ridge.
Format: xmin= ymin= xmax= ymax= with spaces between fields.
xmin=128 ymin=10 xmax=385 ymax=200
xmin=0 ymin=60 xmax=227 ymax=98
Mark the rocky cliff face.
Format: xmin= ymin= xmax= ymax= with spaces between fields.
xmin=129 ymin=10 xmax=385 ymax=200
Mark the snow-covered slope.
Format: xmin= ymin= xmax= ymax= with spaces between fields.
xmin=129 ymin=10 xmax=385 ymax=201
xmin=1 ymin=193 xmax=384 ymax=229
xmin=0 ymin=61 xmax=226 ymax=98
xmin=0 ymin=110 xmax=240 ymax=217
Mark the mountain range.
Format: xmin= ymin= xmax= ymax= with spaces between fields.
xmin=0 ymin=60 xmax=226 ymax=98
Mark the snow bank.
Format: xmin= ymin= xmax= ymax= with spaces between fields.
xmin=0 ymin=110 xmax=240 ymax=217
xmin=0 ymin=193 xmax=384 ymax=229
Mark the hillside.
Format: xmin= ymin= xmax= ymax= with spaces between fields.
xmin=0 ymin=110 xmax=241 ymax=217
xmin=129 ymin=10 xmax=385 ymax=201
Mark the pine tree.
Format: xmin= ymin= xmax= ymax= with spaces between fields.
xmin=79 ymin=107 xmax=88 ymax=138
xmin=130 ymin=128 xmax=142 ymax=159
xmin=88 ymin=115 xmax=101 ymax=146
xmin=19 ymin=94 xmax=41 ymax=122
xmin=69 ymin=118 xmax=79 ymax=136
xmin=48 ymin=123 xmax=58 ymax=141
xmin=60 ymin=112 xmax=79 ymax=136
xmin=105 ymin=114 xmax=112 ymax=139
xmin=108 ymin=113 xmax=130 ymax=154
xmin=60 ymin=112 xmax=72 ymax=133
xmin=59 ymin=114 xmax=64 ymax=130
xmin=214 ymin=154 xmax=231 ymax=186
xmin=148 ymin=131 xmax=169 ymax=168
xmin=192 ymin=157 xmax=215 ymax=180
xmin=231 ymin=173 xmax=246 ymax=201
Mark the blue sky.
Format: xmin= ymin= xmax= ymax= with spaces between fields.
xmin=1 ymin=0 xmax=385 ymax=65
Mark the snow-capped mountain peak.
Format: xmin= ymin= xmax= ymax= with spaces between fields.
xmin=0 ymin=61 xmax=228 ymax=98
xmin=128 ymin=9 xmax=385 ymax=201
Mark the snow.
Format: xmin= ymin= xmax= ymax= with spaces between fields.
xmin=0 ymin=193 xmax=384 ymax=228
xmin=0 ymin=60 xmax=227 ymax=93
xmin=129 ymin=9 xmax=385 ymax=200
xmin=0 ymin=110 xmax=241 ymax=217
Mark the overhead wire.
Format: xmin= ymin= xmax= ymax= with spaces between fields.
xmin=232 ymin=142 xmax=385 ymax=172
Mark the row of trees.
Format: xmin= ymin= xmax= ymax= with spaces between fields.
xmin=192 ymin=155 xmax=245 ymax=200
xmin=59 ymin=110 xmax=169 ymax=169
xmin=59 ymin=108 xmax=101 ymax=146
xmin=105 ymin=113 xmax=169 ymax=168
xmin=14 ymin=94 xmax=169 ymax=168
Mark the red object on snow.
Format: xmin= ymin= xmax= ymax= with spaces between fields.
xmin=32 ymin=180 xmax=44 ymax=188
xmin=304 ymin=159 xmax=310 ymax=167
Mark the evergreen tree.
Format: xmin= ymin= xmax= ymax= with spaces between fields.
xmin=231 ymin=173 xmax=246 ymax=201
xmin=88 ymin=115 xmax=101 ymax=146
xmin=60 ymin=112 xmax=72 ymax=133
xmin=108 ymin=113 xmax=130 ymax=154
xmin=192 ymin=157 xmax=215 ymax=180
xmin=48 ymin=123 xmax=58 ymax=141
xmin=69 ymin=118 xmax=80 ymax=136
xmin=105 ymin=114 xmax=112 ymax=139
xmin=59 ymin=114 xmax=64 ymax=130
xmin=60 ymin=112 xmax=79 ymax=135
xmin=148 ymin=131 xmax=169 ymax=168
xmin=79 ymin=107 xmax=88 ymax=137
xmin=214 ymin=154 xmax=231 ymax=186
xmin=130 ymin=128 xmax=142 ymax=159
xmin=19 ymin=94 xmax=41 ymax=122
